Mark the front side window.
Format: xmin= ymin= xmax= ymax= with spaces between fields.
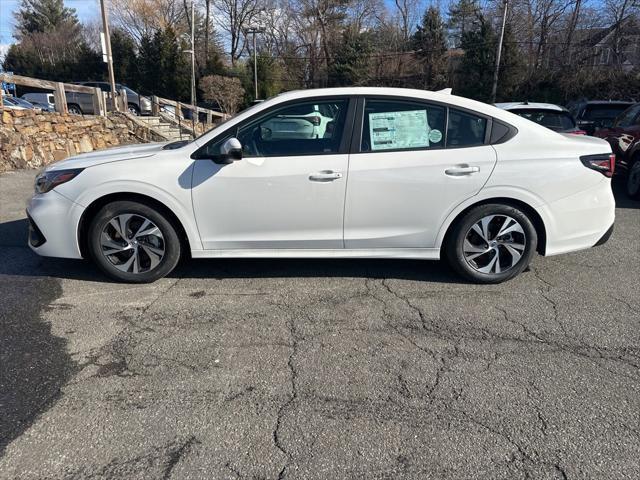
xmin=447 ymin=109 xmax=487 ymax=147
xmin=236 ymin=99 xmax=349 ymax=157
xmin=361 ymin=99 xmax=446 ymax=152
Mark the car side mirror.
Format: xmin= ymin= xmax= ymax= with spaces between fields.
xmin=215 ymin=137 xmax=243 ymax=164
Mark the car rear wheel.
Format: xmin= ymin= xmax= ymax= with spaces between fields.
xmin=445 ymin=204 xmax=537 ymax=284
xmin=127 ymin=103 xmax=140 ymax=116
xmin=87 ymin=201 xmax=181 ymax=283
xmin=67 ymin=104 xmax=82 ymax=115
xmin=626 ymin=160 xmax=640 ymax=200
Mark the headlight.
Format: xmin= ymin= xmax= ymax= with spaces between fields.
xmin=35 ymin=168 xmax=84 ymax=194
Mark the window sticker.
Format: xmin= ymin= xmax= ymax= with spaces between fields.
xmin=428 ymin=129 xmax=442 ymax=143
xmin=369 ymin=110 xmax=430 ymax=151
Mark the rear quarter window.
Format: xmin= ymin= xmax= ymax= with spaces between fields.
xmin=446 ymin=109 xmax=487 ymax=147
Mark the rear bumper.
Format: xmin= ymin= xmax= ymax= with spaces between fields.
xmin=540 ymin=178 xmax=616 ymax=256
xmin=594 ymin=223 xmax=614 ymax=246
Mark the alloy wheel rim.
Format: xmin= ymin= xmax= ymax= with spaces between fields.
xmin=100 ymin=214 xmax=165 ymax=274
xmin=463 ymin=215 xmax=527 ymax=275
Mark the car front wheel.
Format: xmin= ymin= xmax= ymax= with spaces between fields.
xmin=87 ymin=201 xmax=181 ymax=283
xmin=445 ymin=204 xmax=538 ymax=284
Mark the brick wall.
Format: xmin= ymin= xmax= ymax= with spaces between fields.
xmin=0 ymin=109 xmax=165 ymax=172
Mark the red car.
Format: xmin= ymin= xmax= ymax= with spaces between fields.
xmin=595 ymin=103 xmax=640 ymax=199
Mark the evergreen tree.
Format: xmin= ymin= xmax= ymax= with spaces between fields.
xmin=495 ymin=24 xmax=522 ymax=101
xmin=328 ymin=30 xmax=373 ymax=87
xmin=14 ymin=0 xmax=80 ymax=39
xmin=245 ymin=53 xmax=282 ymax=101
xmin=447 ymin=0 xmax=481 ymax=48
xmin=3 ymin=0 xmax=100 ymax=82
xmin=413 ymin=6 xmax=448 ymax=89
xmin=456 ymin=14 xmax=496 ymax=102
xmin=137 ymin=28 xmax=190 ymax=100
xmin=110 ymin=29 xmax=139 ymax=88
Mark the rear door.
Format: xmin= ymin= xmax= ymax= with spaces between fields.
xmin=344 ymin=98 xmax=497 ymax=249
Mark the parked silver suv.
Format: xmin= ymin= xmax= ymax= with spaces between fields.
xmin=66 ymin=82 xmax=151 ymax=116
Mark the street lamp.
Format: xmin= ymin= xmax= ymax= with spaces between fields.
xmin=246 ymin=26 xmax=265 ymax=100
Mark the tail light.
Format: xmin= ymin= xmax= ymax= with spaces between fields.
xmin=580 ymin=153 xmax=615 ymax=177
xmin=571 ymin=130 xmax=587 ymax=135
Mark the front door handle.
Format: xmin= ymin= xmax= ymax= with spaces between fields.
xmin=445 ymin=165 xmax=481 ymax=176
xmin=309 ymin=170 xmax=343 ymax=182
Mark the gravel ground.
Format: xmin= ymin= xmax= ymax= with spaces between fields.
xmin=1 ymin=169 xmax=639 ymax=479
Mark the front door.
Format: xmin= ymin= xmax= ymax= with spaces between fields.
xmin=344 ymin=98 xmax=497 ymax=249
xmin=192 ymin=97 xmax=354 ymax=250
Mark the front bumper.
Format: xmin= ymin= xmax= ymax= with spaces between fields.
xmin=27 ymin=191 xmax=84 ymax=259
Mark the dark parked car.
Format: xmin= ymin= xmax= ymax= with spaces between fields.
xmin=66 ymin=82 xmax=151 ymax=116
xmin=594 ymin=102 xmax=640 ymax=199
xmin=568 ymin=100 xmax=635 ymax=136
xmin=496 ymin=102 xmax=584 ymax=134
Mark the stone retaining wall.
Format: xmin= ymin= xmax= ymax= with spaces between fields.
xmin=0 ymin=109 xmax=165 ymax=172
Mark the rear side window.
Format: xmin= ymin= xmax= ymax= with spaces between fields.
xmin=447 ymin=109 xmax=487 ymax=147
xmin=360 ymin=99 xmax=446 ymax=152
xmin=511 ymin=109 xmax=575 ymax=131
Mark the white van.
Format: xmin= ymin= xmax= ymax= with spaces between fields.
xmin=21 ymin=92 xmax=55 ymax=111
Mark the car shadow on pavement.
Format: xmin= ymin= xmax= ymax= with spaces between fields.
xmin=172 ymin=257 xmax=461 ymax=284
xmin=0 ymin=217 xmax=461 ymax=283
xmin=0 ymin=255 xmax=74 ymax=457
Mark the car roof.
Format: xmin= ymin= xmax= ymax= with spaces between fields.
xmin=582 ymin=100 xmax=635 ymax=106
xmin=495 ymin=102 xmax=567 ymax=112
xmin=194 ymin=87 xmax=563 ymax=147
xmin=268 ymin=87 xmax=525 ymax=123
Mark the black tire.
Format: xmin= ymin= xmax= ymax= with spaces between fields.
xmin=626 ymin=159 xmax=640 ymax=200
xmin=67 ymin=104 xmax=82 ymax=115
xmin=445 ymin=203 xmax=538 ymax=284
xmin=127 ymin=103 xmax=140 ymax=116
xmin=87 ymin=201 xmax=181 ymax=283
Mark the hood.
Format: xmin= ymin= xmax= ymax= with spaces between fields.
xmin=47 ymin=142 xmax=169 ymax=171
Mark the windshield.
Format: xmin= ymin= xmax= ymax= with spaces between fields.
xmin=511 ymin=109 xmax=576 ymax=131
xmin=191 ymin=100 xmax=266 ymax=142
xmin=583 ymin=105 xmax=632 ymax=121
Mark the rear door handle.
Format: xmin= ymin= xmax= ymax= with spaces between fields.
xmin=445 ymin=165 xmax=481 ymax=176
xmin=309 ymin=170 xmax=343 ymax=182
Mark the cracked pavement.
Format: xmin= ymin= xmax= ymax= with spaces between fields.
xmin=1 ymin=169 xmax=639 ymax=479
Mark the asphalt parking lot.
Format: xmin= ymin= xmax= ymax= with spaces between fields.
xmin=1 ymin=169 xmax=639 ymax=479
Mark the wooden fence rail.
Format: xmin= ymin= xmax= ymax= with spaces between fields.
xmin=0 ymin=73 xmax=225 ymax=128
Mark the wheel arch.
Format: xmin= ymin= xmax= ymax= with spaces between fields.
xmin=78 ymin=192 xmax=192 ymax=259
xmin=439 ymin=197 xmax=547 ymax=257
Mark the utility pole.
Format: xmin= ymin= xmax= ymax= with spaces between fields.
xmin=99 ymin=0 xmax=118 ymax=111
xmin=190 ymin=0 xmax=196 ymax=110
xmin=246 ymin=27 xmax=265 ymax=100
xmin=490 ymin=0 xmax=509 ymax=104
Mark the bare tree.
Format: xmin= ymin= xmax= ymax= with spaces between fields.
xmin=108 ymin=0 xmax=187 ymax=42
xmin=213 ymin=0 xmax=262 ymax=65
xmin=200 ymin=74 xmax=245 ymax=113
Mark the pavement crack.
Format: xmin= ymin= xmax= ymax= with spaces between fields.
xmin=272 ymin=299 xmax=302 ymax=480
xmin=162 ymin=435 xmax=200 ymax=480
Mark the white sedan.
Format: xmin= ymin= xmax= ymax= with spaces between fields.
xmin=27 ymin=87 xmax=616 ymax=284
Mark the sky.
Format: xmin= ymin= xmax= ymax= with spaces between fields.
xmin=0 ymin=0 xmax=100 ymax=60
